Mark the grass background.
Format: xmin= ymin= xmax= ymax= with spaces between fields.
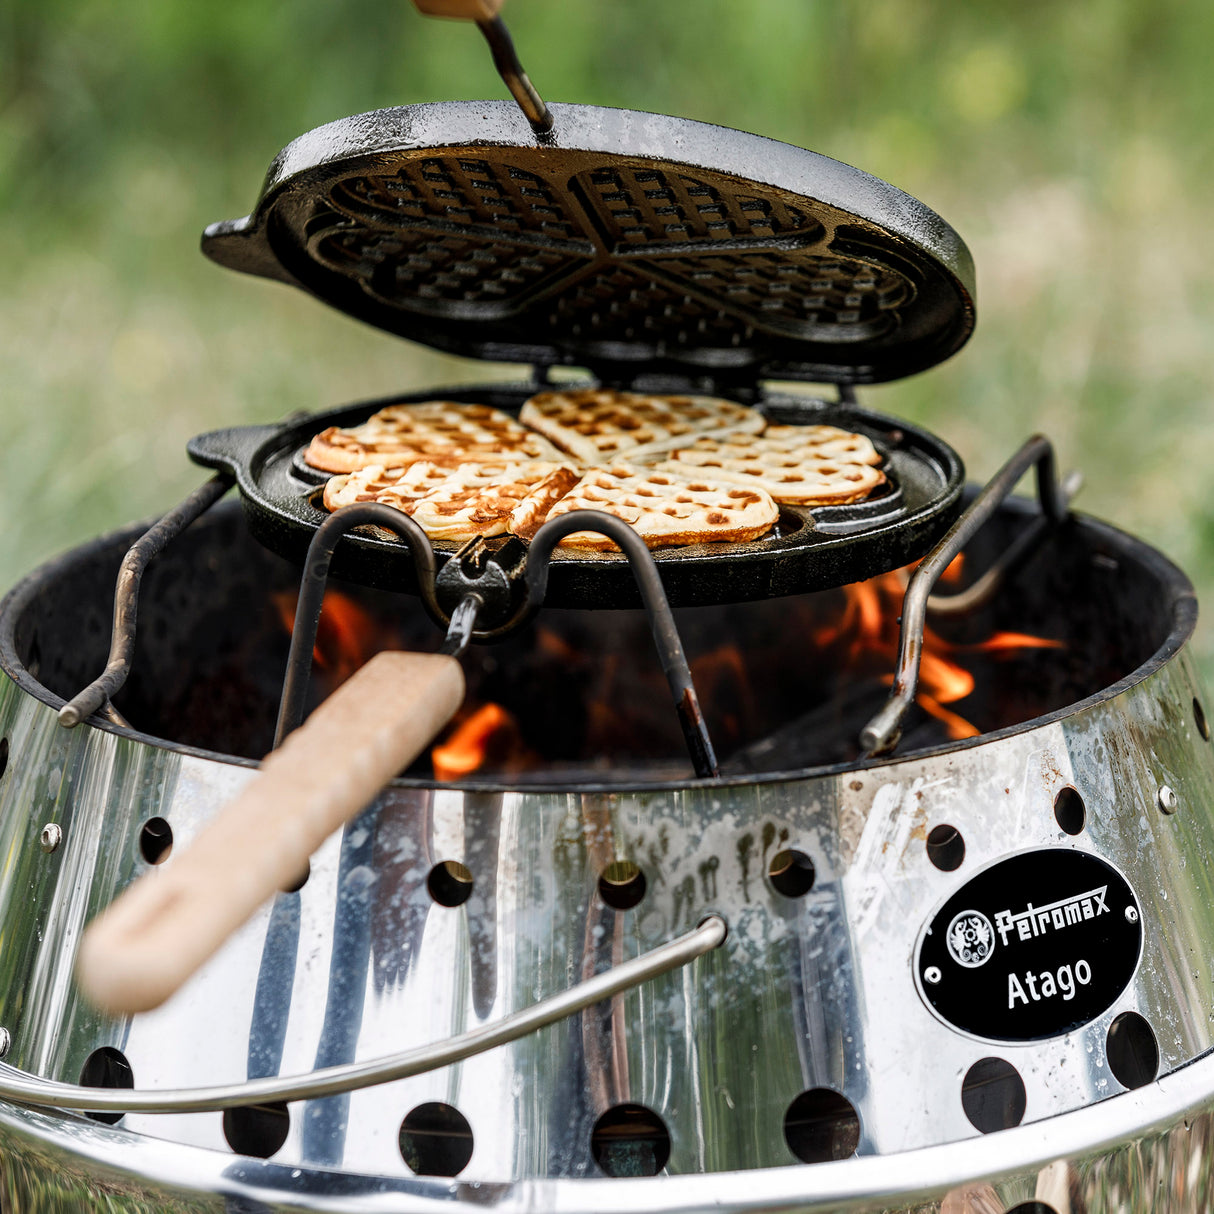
xmin=2 ymin=0 xmax=1213 ymax=677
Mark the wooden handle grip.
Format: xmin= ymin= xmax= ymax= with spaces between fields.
xmin=76 ymin=651 xmax=465 ymax=1015
xmin=411 ymin=0 xmax=505 ymax=20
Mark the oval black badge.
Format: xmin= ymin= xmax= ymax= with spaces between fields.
xmin=915 ymin=849 xmax=1143 ymax=1042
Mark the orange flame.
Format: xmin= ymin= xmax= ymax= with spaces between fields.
xmin=840 ymin=563 xmax=1063 ymax=740
xmin=274 ymin=589 xmax=383 ymax=688
xmin=432 ymin=703 xmax=531 ymax=781
xmin=965 ymin=631 xmax=1065 ymax=654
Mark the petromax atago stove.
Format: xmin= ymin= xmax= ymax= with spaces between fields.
xmin=0 ymin=10 xmax=1213 ymax=1214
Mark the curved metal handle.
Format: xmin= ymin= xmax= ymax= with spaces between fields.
xmin=275 ymin=502 xmax=443 ymax=745
xmin=3 ymin=916 xmax=726 ymax=1114
xmin=860 ymin=435 xmax=1070 ymax=756
xmin=59 ymin=475 xmax=233 ymax=728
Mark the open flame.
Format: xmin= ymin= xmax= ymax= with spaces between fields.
xmin=431 ymin=703 xmax=535 ymax=782
xmin=830 ymin=563 xmax=1064 ymax=740
xmin=274 ymin=559 xmax=1065 ymax=780
xmin=274 ymin=588 xmax=534 ymax=780
xmin=273 ymin=589 xmax=384 ymax=689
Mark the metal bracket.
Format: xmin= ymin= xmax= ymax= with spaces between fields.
xmin=276 ymin=504 xmax=720 ymax=778
xmin=58 ymin=475 xmax=234 ymax=729
xmin=859 ymin=435 xmax=1072 ymax=757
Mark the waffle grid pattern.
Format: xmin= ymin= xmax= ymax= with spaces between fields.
xmin=304 ymin=152 xmax=914 ymax=348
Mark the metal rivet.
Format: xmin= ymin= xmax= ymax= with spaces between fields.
xmin=0 ymin=1027 xmax=10 ymax=1058
xmin=924 ymin=966 xmax=942 ymax=985
xmin=39 ymin=823 xmax=62 ymax=853
xmin=1157 ymin=786 xmax=1178 ymax=814
xmin=1125 ymin=906 xmax=1140 ymax=924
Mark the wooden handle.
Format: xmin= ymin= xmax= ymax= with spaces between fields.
xmin=76 ymin=651 xmax=465 ymax=1015
xmin=412 ymin=0 xmax=505 ymax=20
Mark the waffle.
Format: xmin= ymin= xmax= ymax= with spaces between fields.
xmin=545 ymin=464 xmax=779 ymax=550
xmin=322 ymin=462 xmax=453 ymax=513
xmin=324 ymin=460 xmax=579 ymax=544
xmin=721 ymin=424 xmax=882 ymax=465
xmin=305 ymin=402 xmax=565 ymax=473
xmin=519 ymin=389 xmax=765 ymax=464
xmin=657 ymin=423 xmax=886 ymax=505
xmin=656 ymin=448 xmax=885 ymax=505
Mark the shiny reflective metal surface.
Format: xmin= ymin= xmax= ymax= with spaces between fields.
xmin=2 ymin=597 xmax=1214 ymax=1205
xmin=2 ymin=987 xmax=1214 ymax=1211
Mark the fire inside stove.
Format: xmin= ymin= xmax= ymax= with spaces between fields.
xmin=272 ymin=558 xmax=1065 ymax=784
xmin=9 ymin=499 xmax=1170 ymax=785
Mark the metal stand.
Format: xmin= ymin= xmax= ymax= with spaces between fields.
xmin=275 ymin=504 xmax=720 ymax=779
xmin=860 ymin=435 xmax=1073 ymax=757
xmin=58 ymin=475 xmax=234 ymax=729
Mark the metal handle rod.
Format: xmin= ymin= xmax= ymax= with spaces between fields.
xmin=274 ymin=503 xmax=442 ymax=747
xmin=58 ymin=475 xmax=234 ymax=729
xmin=477 ymin=16 xmax=553 ymax=134
xmin=0 ymin=916 xmax=726 ymax=1114
xmin=926 ymin=469 xmax=1083 ymax=619
xmin=859 ymin=435 xmax=1069 ymax=757
xmin=527 ymin=510 xmax=721 ymax=779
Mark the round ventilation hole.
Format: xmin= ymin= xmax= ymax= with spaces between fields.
xmin=1107 ymin=1011 xmax=1158 ymax=1090
xmin=78 ymin=1046 xmax=134 ymax=1125
xmin=1195 ymin=698 xmax=1210 ymax=741
xmin=768 ymin=849 xmax=816 ymax=898
xmin=598 ymin=860 xmax=646 ymax=910
xmin=590 ymin=1103 xmax=671 ymax=1176
xmin=0 ymin=737 xmax=8 ymax=781
xmin=961 ymin=1057 xmax=1026 ymax=1133
xmin=399 ymin=1102 xmax=474 ymax=1176
xmin=138 ymin=817 xmax=173 ymax=865
xmin=223 ymin=1102 xmax=290 ymax=1158
xmin=1053 ymin=787 xmax=1085 ymax=836
xmin=427 ymin=859 xmax=474 ymax=907
xmin=926 ymin=824 xmax=965 ymax=872
xmin=782 ymin=1088 xmax=860 ymax=1163
xmin=1006 ymin=1204 xmax=1059 ymax=1214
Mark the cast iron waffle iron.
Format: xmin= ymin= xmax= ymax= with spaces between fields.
xmin=192 ymin=100 xmax=974 ymax=608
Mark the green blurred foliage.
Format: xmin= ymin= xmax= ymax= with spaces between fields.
xmin=1 ymin=0 xmax=1213 ymax=674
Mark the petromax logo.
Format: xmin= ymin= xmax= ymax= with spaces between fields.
xmin=945 ymin=910 xmax=995 ymax=968
xmin=994 ymin=885 xmax=1109 ymax=946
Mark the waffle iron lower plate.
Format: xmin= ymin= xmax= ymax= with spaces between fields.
xmin=187 ymin=384 xmax=964 ymax=609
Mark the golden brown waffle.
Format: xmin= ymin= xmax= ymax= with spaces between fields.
xmin=686 ymin=424 xmax=883 ymax=465
xmin=519 ymin=389 xmax=765 ymax=464
xmin=545 ymin=464 xmax=778 ymax=550
xmin=324 ymin=460 xmax=579 ymax=543
xmin=656 ymin=447 xmax=885 ymax=505
xmin=305 ymin=402 xmax=565 ymax=473
xmin=322 ymin=462 xmax=453 ymax=513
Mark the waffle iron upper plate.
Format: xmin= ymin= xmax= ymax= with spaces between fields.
xmin=202 ymin=101 xmax=975 ymax=386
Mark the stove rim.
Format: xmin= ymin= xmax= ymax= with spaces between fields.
xmin=0 ymin=500 xmax=1197 ymax=794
